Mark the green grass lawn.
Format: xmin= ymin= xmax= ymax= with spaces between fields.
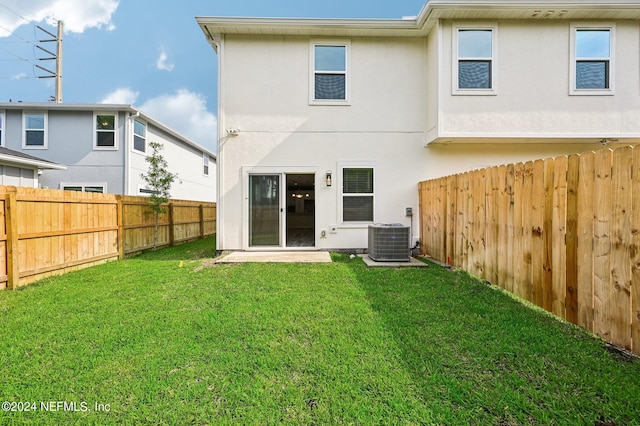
xmin=1 ymin=237 xmax=639 ymax=425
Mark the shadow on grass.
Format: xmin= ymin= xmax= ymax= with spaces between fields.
xmin=130 ymin=236 xmax=217 ymax=262
xmin=340 ymin=254 xmax=640 ymax=425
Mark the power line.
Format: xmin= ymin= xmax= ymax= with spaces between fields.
xmin=0 ymin=45 xmax=30 ymax=61
xmin=0 ymin=2 xmax=32 ymax=25
xmin=0 ymin=24 xmax=32 ymax=40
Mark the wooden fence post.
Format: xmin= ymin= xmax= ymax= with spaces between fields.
xmin=168 ymin=203 xmax=175 ymax=246
xmin=116 ymin=196 xmax=124 ymax=260
xmin=5 ymin=188 xmax=19 ymax=290
xmin=199 ymin=205 xmax=204 ymax=239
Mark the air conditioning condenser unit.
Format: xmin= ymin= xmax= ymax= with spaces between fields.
xmin=368 ymin=223 xmax=410 ymax=262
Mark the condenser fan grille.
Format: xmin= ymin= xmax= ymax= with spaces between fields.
xmin=368 ymin=223 xmax=410 ymax=262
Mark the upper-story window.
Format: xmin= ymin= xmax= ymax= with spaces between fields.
xmin=23 ymin=112 xmax=47 ymax=149
xmin=570 ymin=24 xmax=614 ymax=95
xmin=203 ymin=154 xmax=210 ymax=176
xmin=133 ymin=119 xmax=146 ymax=153
xmin=0 ymin=111 xmax=4 ymax=146
xmin=453 ymin=25 xmax=497 ymax=95
xmin=310 ymin=41 xmax=350 ymax=104
xmin=95 ymin=113 xmax=117 ymax=149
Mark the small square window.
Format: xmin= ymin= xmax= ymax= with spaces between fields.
xmin=203 ymin=154 xmax=209 ymax=176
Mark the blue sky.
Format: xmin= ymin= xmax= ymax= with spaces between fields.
xmin=0 ymin=0 xmax=425 ymax=152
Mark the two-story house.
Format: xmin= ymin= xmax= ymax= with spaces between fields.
xmin=0 ymin=102 xmax=217 ymax=202
xmin=197 ymin=0 xmax=640 ymax=252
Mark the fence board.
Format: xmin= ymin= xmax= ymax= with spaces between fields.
xmin=485 ymin=167 xmax=499 ymax=286
xmin=611 ymin=147 xmax=632 ymax=350
xmin=542 ymin=158 xmax=555 ymax=312
xmin=512 ymin=162 xmax=525 ymax=299
xmin=632 ymin=146 xmax=640 ymax=354
xmin=455 ymin=174 xmax=467 ymax=268
xmin=446 ymin=175 xmax=456 ymax=265
xmin=593 ymin=149 xmax=613 ymax=343
xmin=552 ymin=156 xmax=568 ymax=319
xmin=521 ymin=161 xmax=534 ymax=303
xmin=531 ymin=160 xmax=545 ymax=308
xmin=566 ymin=154 xmax=580 ymax=325
xmin=435 ymin=180 xmax=444 ymax=261
xmin=504 ymin=164 xmax=515 ymax=293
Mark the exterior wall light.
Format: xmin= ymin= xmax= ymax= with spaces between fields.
xmin=325 ymin=171 xmax=332 ymax=187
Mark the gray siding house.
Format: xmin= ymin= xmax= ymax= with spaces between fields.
xmin=0 ymin=102 xmax=216 ymax=202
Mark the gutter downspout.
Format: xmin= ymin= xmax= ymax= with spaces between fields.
xmin=125 ymin=108 xmax=139 ymax=195
xmin=211 ymin=34 xmax=224 ymax=253
xmin=124 ymin=110 xmax=130 ymax=195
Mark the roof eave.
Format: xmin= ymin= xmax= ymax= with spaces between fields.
xmin=197 ymin=0 xmax=640 ymax=39
xmin=196 ymin=16 xmax=424 ymax=38
xmin=0 ymin=154 xmax=67 ymax=170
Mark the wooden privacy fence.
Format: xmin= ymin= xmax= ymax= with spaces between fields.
xmin=419 ymin=145 xmax=640 ymax=356
xmin=0 ymin=186 xmax=216 ymax=290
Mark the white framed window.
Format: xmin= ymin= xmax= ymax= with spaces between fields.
xmin=133 ymin=119 xmax=146 ymax=153
xmin=453 ymin=25 xmax=497 ymax=95
xmin=61 ymin=183 xmax=107 ymax=193
xmin=570 ymin=23 xmax=614 ymax=95
xmin=0 ymin=110 xmax=4 ymax=147
xmin=23 ymin=112 xmax=47 ymax=149
xmin=310 ymin=40 xmax=350 ymax=105
xmin=94 ymin=112 xmax=117 ymax=149
xmin=340 ymin=164 xmax=375 ymax=224
xmin=203 ymin=154 xmax=210 ymax=176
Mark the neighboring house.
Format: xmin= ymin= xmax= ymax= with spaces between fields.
xmin=0 ymin=147 xmax=66 ymax=187
xmin=197 ymin=0 xmax=640 ymax=251
xmin=0 ymin=103 xmax=217 ymax=202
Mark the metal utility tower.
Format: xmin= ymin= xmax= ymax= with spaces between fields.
xmin=35 ymin=21 xmax=63 ymax=103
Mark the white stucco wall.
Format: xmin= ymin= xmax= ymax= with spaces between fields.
xmin=217 ymin=33 xmax=607 ymax=251
xmin=433 ymin=20 xmax=640 ymax=142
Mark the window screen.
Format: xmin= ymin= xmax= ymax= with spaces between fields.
xmin=457 ymin=29 xmax=493 ymax=90
xmin=314 ymin=45 xmax=347 ymax=101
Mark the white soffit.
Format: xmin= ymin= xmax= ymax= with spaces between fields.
xmin=197 ymin=0 xmax=640 ymax=41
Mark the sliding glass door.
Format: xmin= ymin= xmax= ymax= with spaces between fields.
xmin=249 ymin=175 xmax=281 ymax=246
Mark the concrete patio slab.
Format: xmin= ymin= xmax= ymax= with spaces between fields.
xmin=359 ymin=254 xmax=429 ymax=268
xmin=216 ymin=251 xmax=332 ymax=263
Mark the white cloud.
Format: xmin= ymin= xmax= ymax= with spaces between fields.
xmin=11 ymin=72 xmax=27 ymax=80
xmin=100 ymin=87 xmax=139 ymax=105
xmin=0 ymin=0 xmax=119 ymax=35
xmin=156 ymin=51 xmax=174 ymax=72
xmin=139 ymin=89 xmax=217 ymax=152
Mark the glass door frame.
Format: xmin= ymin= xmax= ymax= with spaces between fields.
xmin=242 ymin=166 xmax=318 ymax=250
xmin=248 ymin=174 xmax=281 ymax=247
